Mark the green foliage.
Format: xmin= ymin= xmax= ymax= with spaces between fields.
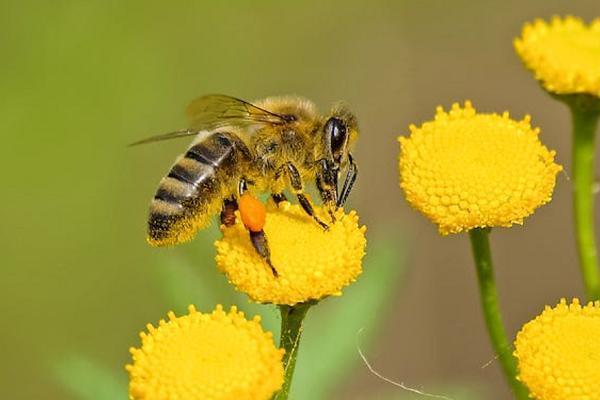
xmin=52 ymin=355 xmax=127 ymax=400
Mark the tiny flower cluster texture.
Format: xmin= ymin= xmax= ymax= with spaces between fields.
xmin=398 ymin=102 xmax=562 ymax=235
xmin=514 ymin=299 xmax=600 ymax=400
xmin=515 ymin=16 xmax=600 ymax=97
xmin=127 ymin=305 xmax=284 ymax=400
xmin=215 ymin=201 xmax=367 ymax=305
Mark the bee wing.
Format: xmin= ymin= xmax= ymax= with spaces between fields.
xmin=129 ymin=94 xmax=288 ymax=146
xmin=128 ymin=129 xmax=196 ymax=146
xmin=186 ymin=94 xmax=290 ymax=130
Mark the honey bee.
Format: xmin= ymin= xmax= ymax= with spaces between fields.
xmin=133 ymin=94 xmax=358 ymax=274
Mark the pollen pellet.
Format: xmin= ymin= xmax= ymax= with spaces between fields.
xmin=239 ymin=193 xmax=267 ymax=232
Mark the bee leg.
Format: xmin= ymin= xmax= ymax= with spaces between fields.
xmin=238 ymin=182 xmax=278 ymax=276
xmin=271 ymin=192 xmax=287 ymax=206
xmin=317 ymin=176 xmax=337 ymax=222
xmin=284 ymin=162 xmax=329 ymax=230
xmin=316 ymin=159 xmax=339 ymax=222
xmin=249 ymin=230 xmax=278 ymax=277
xmin=337 ymin=153 xmax=358 ymax=208
xmin=220 ymin=197 xmax=238 ymax=227
xmin=297 ymin=194 xmax=329 ymax=230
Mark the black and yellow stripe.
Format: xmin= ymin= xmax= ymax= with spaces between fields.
xmin=148 ymin=131 xmax=251 ymax=246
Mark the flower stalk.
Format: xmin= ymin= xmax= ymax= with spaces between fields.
xmin=568 ymin=97 xmax=600 ymax=301
xmin=468 ymin=228 xmax=529 ymax=400
xmin=274 ymin=302 xmax=313 ymax=400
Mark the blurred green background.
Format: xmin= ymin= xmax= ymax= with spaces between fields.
xmin=1 ymin=1 xmax=599 ymax=399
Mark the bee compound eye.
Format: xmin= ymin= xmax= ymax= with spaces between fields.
xmin=326 ymin=118 xmax=347 ymax=156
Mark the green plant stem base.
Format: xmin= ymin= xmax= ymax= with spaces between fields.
xmin=556 ymin=93 xmax=600 ymax=301
xmin=469 ymin=228 xmax=530 ymax=400
xmin=274 ymin=302 xmax=313 ymax=400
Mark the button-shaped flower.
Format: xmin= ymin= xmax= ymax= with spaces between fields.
xmin=215 ymin=201 xmax=366 ymax=305
xmin=515 ymin=16 xmax=600 ymax=97
xmin=514 ymin=298 xmax=600 ymax=400
xmin=127 ymin=305 xmax=284 ymax=400
xmin=398 ymin=101 xmax=562 ymax=234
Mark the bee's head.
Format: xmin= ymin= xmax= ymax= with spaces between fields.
xmin=323 ymin=103 xmax=358 ymax=167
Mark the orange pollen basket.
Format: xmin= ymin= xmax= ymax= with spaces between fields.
xmin=239 ymin=193 xmax=267 ymax=232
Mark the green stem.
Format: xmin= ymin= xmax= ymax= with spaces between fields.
xmin=273 ymin=302 xmax=312 ymax=400
xmin=570 ymin=104 xmax=600 ymax=301
xmin=468 ymin=228 xmax=529 ymax=400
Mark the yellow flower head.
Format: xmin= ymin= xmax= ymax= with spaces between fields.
xmin=215 ymin=201 xmax=366 ymax=305
xmin=398 ymin=102 xmax=562 ymax=234
xmin=126 ymin=305 xmax=284 ymax=400
xmin=515 ymin=16 xmax=600 ymax=97
xmin=514 ymin=298 xmax=600 ymax=400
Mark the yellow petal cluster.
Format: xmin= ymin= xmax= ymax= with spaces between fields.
xmin=514 ymin=298 xmax=600 ymax=400
xmin=515 ymin=16 xmax=600 ymax=97
xmin=215 ymin=201 xmax=366 ymax=305
xmin=398 ymin=102 xmax=562 ymax=234
xmin=126 ymin=305 xmax=284 ymax=400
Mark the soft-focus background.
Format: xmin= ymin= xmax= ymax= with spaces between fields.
xmin=2 ymin=1 xmax=599 ymax=399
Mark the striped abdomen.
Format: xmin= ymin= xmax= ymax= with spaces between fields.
xmin=148 ymin=131 xmax=251 ymax=246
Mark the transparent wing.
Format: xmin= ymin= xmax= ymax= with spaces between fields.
xmin=129 ymin=94 xmax=289 ymax=146
xmin=128 ymin=129 xmax=196 ymax=146
xmin=186 ymin=94 xmax=291 ymax=130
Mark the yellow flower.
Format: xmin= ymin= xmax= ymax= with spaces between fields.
xmin=126 ymin=305 xmax=284 ymax=400
xmin=514 ymin=298 xmax=600 ymax=400
xmin=515 ymin=16 xmax=600 ymax=97
xmin=215 ymin=201 xmax=366 ymax=305
xmin=398 ymin=102 xmax=562 ymax=234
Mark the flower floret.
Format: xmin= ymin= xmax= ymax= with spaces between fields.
xmin=127 ymin=305 xmax=284 ymax=400
xmin=215 ymin=201 xmax=366 ymax=305
xmin=514 ymin=298 xmax=600 ymax=400
xmin=398 ymin=101 xmax=562 ymax=234
xmin=515 ymin=16 xmax=600 ymax=97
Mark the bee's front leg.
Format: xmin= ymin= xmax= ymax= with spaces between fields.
xmin=316 ymin=159 xmax=339 ymax=222
xmin=284 ymin=162 xmax=329 ymax=230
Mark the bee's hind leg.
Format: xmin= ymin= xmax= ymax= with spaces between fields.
xmin=237 ymin=179 xmax=278 ymax=277
xmin=249 ymin=230 xmax=278 ymax=277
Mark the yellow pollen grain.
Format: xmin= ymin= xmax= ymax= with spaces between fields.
xmin=514 ymin=298 xmax=600 ymax=400
xmin=515 ymin=16 xmax=600 ymax=97
xmin=126 ymin=305 xmax=284 ymax=400
xmin=215 ymin=202 xmax=366 ymax=305
xmin=398 ymin=101 xmax=562 ymax=234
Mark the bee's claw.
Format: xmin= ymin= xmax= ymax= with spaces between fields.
xmin=317 ymin=219 xmax=329 ymax=231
